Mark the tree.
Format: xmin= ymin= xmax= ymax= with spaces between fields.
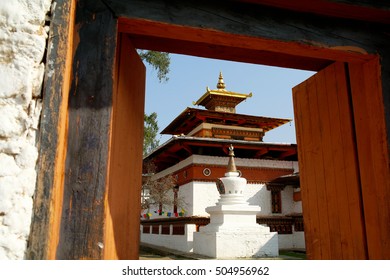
xmin=139 ymin=50 xmax=170 ymax=155
xmin=143 ymin=112 xmax=160 ymax=156
xmin=141 ymin=161 xmax=185 ymax=215
xmin=138 ymin=50 xmax=170 ymax=83
xmin=140 ymin=51 xmax=182 ymax=216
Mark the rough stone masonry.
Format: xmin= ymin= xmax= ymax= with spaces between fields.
xmin=0 ymin=0 xmax=52 ymax=259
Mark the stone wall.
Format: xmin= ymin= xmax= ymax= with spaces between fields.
xmin=0 ymin=0 xmax=52 ymax=259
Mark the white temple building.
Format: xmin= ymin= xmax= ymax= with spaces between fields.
xmin=141 ymin=73 xmax=305 ymax=255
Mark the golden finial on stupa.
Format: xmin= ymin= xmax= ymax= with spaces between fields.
xmin=216 ymin=71 xmax=226 ymax=90
xmin=226 ymin=144 xmax=237 ymax=172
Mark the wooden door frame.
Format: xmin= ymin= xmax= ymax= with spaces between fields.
xmin=27 ymin=0 xmax=389 ymax=259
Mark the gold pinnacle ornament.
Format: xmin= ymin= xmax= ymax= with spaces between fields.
xmin=216 ymin=71 xmax=226 ymax=90
xmin=226 ymin=144 xmax=237 ymax=172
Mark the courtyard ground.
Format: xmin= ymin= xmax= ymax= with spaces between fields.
xmin=139 ymin=243 xmax=306 ymax=260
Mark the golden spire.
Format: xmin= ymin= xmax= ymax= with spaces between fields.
xmin=226 ymin=144 xmax=237 ymax=172
xmin=193 ymin=71 xmax=252 ymax=113
xmin=216 ymin=71 xmax=226 ymax=90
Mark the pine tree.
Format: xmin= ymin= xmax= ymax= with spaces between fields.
xmin=138 ymin=50 xmax=170 ymax=82
xmin=143 ymin=112 xmax=160 ymax=156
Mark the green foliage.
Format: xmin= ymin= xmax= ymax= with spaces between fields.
xmin=144 ymin=112 xmax=160 ymax=156
xmin=139 ymin=50 xmax=170 ymax=154
xmin=140 ymin=51 xmax=176 ymax=212
xmin=138 ymin=50 xmax=170 ymax=83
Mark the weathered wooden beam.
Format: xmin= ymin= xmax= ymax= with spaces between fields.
xmin=129 ymin=34 xmax=331 ymax=71
xmin=26 ymin=0 xmax=76 ymax=260
xmin=238 ymin=0 xmax=390 ymax=24
xmin=106 ymin=0 xmax=382 ymax=62
xmin=55 ymin=0 xmax=118 ymax=259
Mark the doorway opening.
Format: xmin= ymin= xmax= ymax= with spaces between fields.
xmin=141 ymin=53 xmax=315 ymax=257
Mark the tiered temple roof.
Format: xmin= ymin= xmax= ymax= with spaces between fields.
xmin=162 ymin=72 xmax=290 ymax=141
xmin=144 ymin=73 xmax=297 ymax=172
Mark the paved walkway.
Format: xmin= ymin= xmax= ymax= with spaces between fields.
xmin=139 ymin=244 xmax=209 ymax=260
xmin=139 ymin=243 xmax=306 ymax=260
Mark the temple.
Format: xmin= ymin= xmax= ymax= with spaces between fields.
xmin=141 ymin=73 xmax=304 ymax=255
xmin=161 ymin=74 xmax=288 ymax=143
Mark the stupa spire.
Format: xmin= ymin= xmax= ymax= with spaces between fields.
xmin=216 ymin=71 xmax=226 ymax=90
xmin=226 ymin=144 xmax=237 ymax=173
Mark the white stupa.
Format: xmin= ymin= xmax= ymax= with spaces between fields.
xmin=193 ymin=145 xmax=279 ymax=258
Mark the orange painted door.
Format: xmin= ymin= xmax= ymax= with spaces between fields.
xmin=348 ymin=59 xmax=390 ymax=259
xmin=293 ymin=62 xmax=367 ymax=259
xmin=104 ymin=34 xmax=146 ymax=259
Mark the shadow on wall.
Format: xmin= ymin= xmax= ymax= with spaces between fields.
xmin=246 ymin=186 xmax=270 ymax=214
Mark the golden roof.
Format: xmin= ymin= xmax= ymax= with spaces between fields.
xmin=193 ymin=72 xmax=252 ymax=109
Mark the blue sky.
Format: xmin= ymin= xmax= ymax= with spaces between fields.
xmin=144 ymin=54 xmax=315 ymax=145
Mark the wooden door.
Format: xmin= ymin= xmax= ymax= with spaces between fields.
xmin=348 ymin=59 xmax=390 ymax=259
xmin=104 ymin=34 xmax=146 ymax=259
xmin=293 ymin=62 xmax=367 ymax=259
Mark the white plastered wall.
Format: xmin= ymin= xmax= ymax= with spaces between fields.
xmin=0 ymin=0 xmax=52 ymax=259
xmin=146 ymin=154 xmax=300 ymax=218
xmin=141 ymin=154 xmax=305 ymax=250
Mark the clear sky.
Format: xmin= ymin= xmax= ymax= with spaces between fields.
xmin=144 ymin=53 xmax=315 ymax=145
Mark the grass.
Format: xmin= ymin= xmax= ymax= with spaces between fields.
xmin=279 ymin=250 xmax=307 ymax=260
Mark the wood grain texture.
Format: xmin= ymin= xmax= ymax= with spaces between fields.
xmin=106 ymin=0 xmax=382 ymax=64
xmin=26 ymin=0 xmax=76 ymax=260
xmin=103 ymin=34 xmax=145 ymax=260
xmin=127 ymin=33 xmax=331 ymax=72
xmin=316 ymin=65 xmax=341 ymax=259
xmin=293 ymin=73 xmax=321 ymax=259
xmin=55 ymin=0 xmax=118 ymax=259
xmin=239 ymin=0 xmax=390 ymax=24
xmin=293 ymin=62 xmax=367 ymax=259
xmin=348 ymin=59 xmax=390 ymax=259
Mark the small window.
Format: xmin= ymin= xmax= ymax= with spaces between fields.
xmin=271 ymin=190 xmax=282 ymax=213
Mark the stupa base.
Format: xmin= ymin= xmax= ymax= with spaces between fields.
xmin=194 ymin=227 xmax=278 ymax=259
